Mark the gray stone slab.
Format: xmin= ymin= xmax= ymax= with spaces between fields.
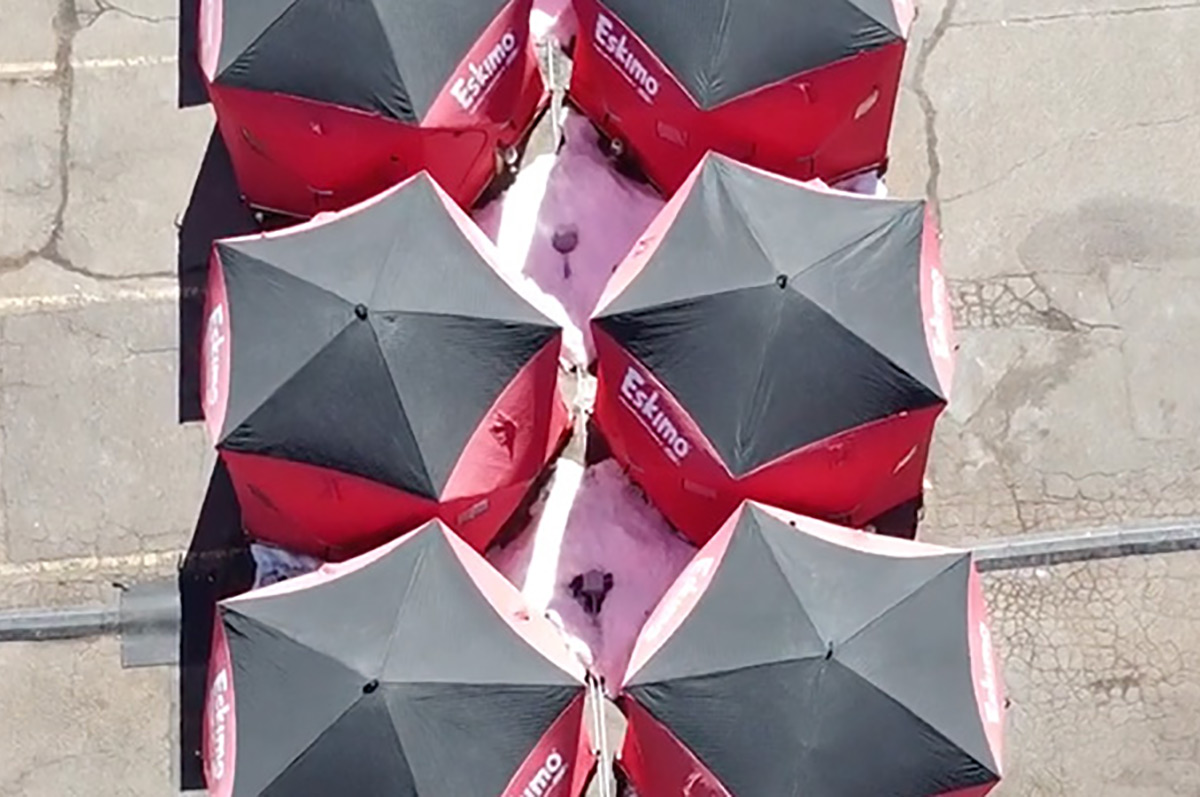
xmin=985 ymin=551 xmax=1200 ymax=794
xmin=59 ymin=63 xmax=212 ymax=279
xmin=953 ymin=0 xmax=1200 ymax=26
xmin=0 ymin=82 xmax=61 ymax=264
xmin=118 ymin=577 xmax=178 ymax=667
xmin=0 ymin=637 xmax=175 ymax=796
xmin=0 ymin=299 xmax=212 ymax=564
xmin=74 ymin=0 xmax=179 ymax=60
xmin=910 ymin=2 xmax=1200 ymax=545
xmin=0 ymin=0 xmax=59 ymax=63
xmin=925 ymin=7 xmax=1200 ymax=281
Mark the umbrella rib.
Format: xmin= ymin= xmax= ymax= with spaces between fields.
xmin=260 ymin=693 xmax=374 ymax=791
xmin=220 ymin=317 xmax=357 ymax=445
xmin=215 ymin=0 xmax=307 ymax=82
xmin=366 ymin=208 xmax=411 ymax=311
xmin=833 ymin=660 xmax=999 ymax=782
xmin=366 ymin=318 xmax=438 ymax=497
xmin=839 ymin=554 xmax=968 ymax=649
xmin=787 ymin=203 xmax=918 ymax=283
xmin=378 ymin=538 xmax=433 ymax=677
xmin=732 ymin=290 xmax=788 ymax=471
xmin=216 ymin=253 xmax=355 ymax=441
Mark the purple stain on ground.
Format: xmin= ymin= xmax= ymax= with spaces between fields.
xmin=553 ymin=224 xmax=579 ymax=278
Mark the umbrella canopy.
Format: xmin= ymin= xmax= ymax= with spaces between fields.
xmin=199 ymin=0 xmax=545 ymax=216
xmin=618 ymin=502 xmax=1005 ymax=797
xmin=591 ymin=155 xmax=954 ymax=545
xmin=568 ymin=0 xmax=913 ymax=192
xmin=203 ymin=520 xmax=595 ymax=797
xmin=201 ymin=173 xmax=569 ymax=559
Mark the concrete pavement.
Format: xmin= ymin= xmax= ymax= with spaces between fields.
xmin=2 ymin=0 xmax=1200 ymax=793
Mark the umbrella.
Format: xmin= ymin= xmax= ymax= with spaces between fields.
xmin=618 ymin=502 xmax=1005 ymax=797
xmin=198 ymin=0 xmax=545 ymax=216
xmin=203 ymin=520 xmax=595 ymax=797
xmin=201 ymin=173 xmax=569 ymax=559
xmin=568 ymin=0 xmax=913 ymax=193
xmin=591 ymin=154 xmax=954 ymax=545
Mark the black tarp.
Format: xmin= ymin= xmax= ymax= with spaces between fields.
xmin=221 ymin=523 xmax=580 ymax=795
xmin=213 ymin=0 xmax=509 ymax=121
xmin=626 ymin=505 xmax=1000 ymax=795
xmin=595 ymin=156 xmax=943 ymax=476
xmin=214 ymin=175 xmax=556 ymax=498
xmin=601 ymin=0 xmax=903 ymax=108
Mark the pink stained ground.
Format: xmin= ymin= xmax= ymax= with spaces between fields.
xmin=473 ymin=110 xmax=667 ymax=365
xmin=486 ymin=458 xmax=697 ymax=689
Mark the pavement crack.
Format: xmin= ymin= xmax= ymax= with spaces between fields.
xmin=949 ymin=273 xmax=1122 ymax=333
xmin=80 ymin=0 xmax=178 ymax=27
xmin=0 ymin=3 xmax=173 ymax=286
xmin=949 ymin=1 xmax=1200 ymax=27
xmin=911 ymin=0 xmax=958 ymax=213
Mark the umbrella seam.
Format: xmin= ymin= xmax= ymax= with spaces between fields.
xmin=378 ymin=535 xmax=433 ymax=678
xmin=364 ymin=317 xmax=439 ymax=497
xmin=214 ymin=0 xmax=307 ymax=83
xmin=834 ymin=659 xmax=1001 ymax=781
xmin=838 ymin=553 xmax=968 ymax=649
xmin=216 ymin=251 xmax=354 ymax=441
xmin=257 ymin=693 xmax=373 ymax=792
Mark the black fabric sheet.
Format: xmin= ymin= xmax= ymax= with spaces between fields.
xmin=601 ymin=0 xmax=902 ymax=108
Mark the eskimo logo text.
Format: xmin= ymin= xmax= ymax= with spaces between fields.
xmin=209 ymin=668 xmax=231 ymax=780
xmin=594 ymin=13 xmax=659 ymax=103
xmin=620 ymin=366 xmax=691 ymax=463
xmin=522 ymin=750 xmax=566 ymax=797
xmin=205 ymin=304 xmax=226 ymax=409
xmin=977 ymin=621 xmax=1001 ymax=724
xmin=451 ymin=31 xmax=519 ymax=112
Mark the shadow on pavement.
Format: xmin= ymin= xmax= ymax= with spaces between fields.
xmin=178 ymin=0 xmax=208 ymax=108
xmin=177 ymin=129 xmax=259 ymax=423
xmin=177 ymin=459 xmax=254 ymax=790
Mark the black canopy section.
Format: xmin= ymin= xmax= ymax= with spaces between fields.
xmin=627 ymin=505 xmax=999 ymax=796
xmin=214 ymin=0 xmax=509 ymax=122
xmin=601 ymin=0 xmax=903 ymax=108
xmin=223 ymin=524 xmax=580 ymax=797
xmin=216 ymin=175 xmax=557 ymax=498
xmin=595 ymin=156 xmax=942 ymax=476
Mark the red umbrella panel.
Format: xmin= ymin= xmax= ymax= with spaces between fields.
xmin=201 ymin=174 xmax=569 ymax=559
xmin=198 ymin=0 xmax=546 ymax=216
xmin=591 ymin=155 xmax=954 ymax=546
xmin=203 ymin=520 xmax=595 ymax=797
xmin=568 ymin=0 xmax=914 ymax=194
xmin=618 ymin=502 xmax=1004 ymax=797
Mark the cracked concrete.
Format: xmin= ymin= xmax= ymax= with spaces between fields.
xmin=883 ymin=0 xmax=1200 ymax=548
xmin=0 ymin=0 xmax=59 ymax=63
xmin=986 ymin=554 xmax=1200 ymax=795
xmin=0 ymin=0 xmax=1197 ymax=792
xmin=0 ymin=638 xmax=174 ymax=796
xmin=0 ymin=301 xmax=212 ymax=565
xmin=0 ymin=0 xmax=208 ymax=283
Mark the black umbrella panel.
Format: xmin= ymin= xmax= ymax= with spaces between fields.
xmin=203 ymin=520 xmax=595 ymax=797
xmin=619 ymin=502 xmax=1004 ymax=797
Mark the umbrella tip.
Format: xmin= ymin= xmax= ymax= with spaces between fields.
xmin=824 ymin=641 xmax=835 ymax=660
xmin=775 ymin=274 xmax=789 ymax=289
xmin=362 ymin=679 xmax=380 ymax=694
xmin=355 ymin=304 xmax=369 ymax=320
